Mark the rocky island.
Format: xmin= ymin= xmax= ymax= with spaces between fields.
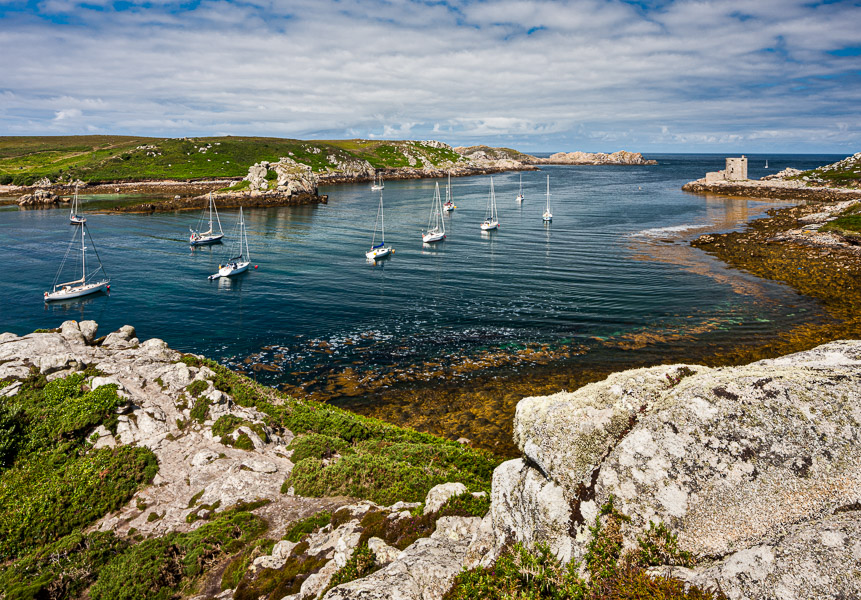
xmin=529 ymin=150 xmax=657 ymax=165
xmin=1 ymin=320 xmax=858 ymax=599
xmin=0 ymin=136 xmax=657 ymax=214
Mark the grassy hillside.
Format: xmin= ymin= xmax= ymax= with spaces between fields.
xmin=0 ymin=136 xmax=467 ymax=186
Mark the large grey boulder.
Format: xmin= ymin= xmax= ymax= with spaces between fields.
xmin=662 ymin=511 xmax=861 ymax=600
xmin=494 ymin=340 xmax=861 ymax=595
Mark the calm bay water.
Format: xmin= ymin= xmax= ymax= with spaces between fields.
xmin=0 ymin=154 xmax=841 ymax=410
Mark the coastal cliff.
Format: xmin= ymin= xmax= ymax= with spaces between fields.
xmin=2 ymin=322 xmax=858 ymax=599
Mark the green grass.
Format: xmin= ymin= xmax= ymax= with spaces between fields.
xmin=0 ymin=136 xmax=472 ymax=185
xmin=821 ymin=212 xmax=861 ymax=234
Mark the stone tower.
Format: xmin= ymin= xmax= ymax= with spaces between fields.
xmin=725 ymin=156 xmax=748 ymax=181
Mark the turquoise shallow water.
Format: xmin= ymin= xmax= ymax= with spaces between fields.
xmin=0 ymin=154 xmax=841 ymax=396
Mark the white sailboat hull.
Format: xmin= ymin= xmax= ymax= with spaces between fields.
xmin=543 ymin=213 xmax=552 ymax=222
xmin=209 ymin=261 xmax=250 ymax=280
xmin=480 ymin=220 xmax=499 ymax=230
xmin=422 ymin=231 xmax=445 ymax=243
xmin=371 ymin=185 xmax=384 ymax=191
xmin=443 ymin=203 xmax=454 ymax=212
xmin=515 ymin=194 xmax=524 ymax=202
xmin=190 ymin=233 xmax=224 ymax=246
xmin=366 ymin=247 xmax=392 ymax=260
xmin=45 ymin=280 xmax=109 ymax=302
xmin=70 ymin=215 xmax=86 ymax=224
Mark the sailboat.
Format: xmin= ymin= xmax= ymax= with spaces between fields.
xmin=209 ymin=207 xmax=251 ymax=279
xmin=543 ymin=175 xmax=552 ymax=222
xmin=371 ymin=173 xmax=385 ymax=191
xmin=443 ymin=173 xmax=455 ymax=212
xmin=44 ymin=224 xmax=110 ymax=302
xmin=69 ymin=186 xmax=86 ymax=224
xmin=765 ymin=159 xmax=769 ymax=169
xmin=366 ymin=190 xmax=393 ymax=260
xmin=189 ymin=192 xmax=224 ymax=245
xmin=480 ymin=177 xmax=500 ymax=231
xmin=422 ymin=182 xmax=446 ymax=243
xmin=515 ymin=174 xmax=524 ymax=202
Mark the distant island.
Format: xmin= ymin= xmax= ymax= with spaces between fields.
xmin=0 ymin=136 xmax=656 ymax=213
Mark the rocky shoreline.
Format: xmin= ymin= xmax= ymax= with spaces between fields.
xmin=1 ymin=321 xmax=858 ymax=598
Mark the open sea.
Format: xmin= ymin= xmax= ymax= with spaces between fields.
xmin=0 ymin=153 xmax=842 ymax=446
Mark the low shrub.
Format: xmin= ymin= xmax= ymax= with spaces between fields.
xmin=283 ymin=511 xmax=332 ymax=542
xmin=90 ymin=508 xmax=267 ymax=600
xmin=0 ymin=446 xmax=158 ymax=559
xmin=0 ymin=530 xmax=128 ymax=600
xmin=287 ymin=433 xmax=351 ymax=463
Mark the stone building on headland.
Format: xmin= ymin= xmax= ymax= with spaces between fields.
xmin=705 ymin=156 xmax=748 ymax=183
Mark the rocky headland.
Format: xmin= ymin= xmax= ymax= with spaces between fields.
xmin=682 ymin=153 xmax=861 ymax=202
xmin=529 ymin=150 xmax=657 ymax=166
xmin=2 ymin=321 xmax=859 ymax=599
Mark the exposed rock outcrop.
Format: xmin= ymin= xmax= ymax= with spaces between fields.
xmin=17 ymin=189 xmax=64 ymax=206
xmin=530 ymin=150 xmax=657 ymax=166
xmin=487 ymin=340 xmax=861 ymax=599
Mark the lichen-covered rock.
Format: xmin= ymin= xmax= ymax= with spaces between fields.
xmin=321 ymin=516 xmax=483 ymax=600
xmin=500 ymin=340 xmax=861 ymax=575
xmin=488 ymin=459 xmax=572 ymax=563
xmin=661 ymin=510 xmax=861 ymax=600
xmin=423 ymin=482 xmax=467 ymax=514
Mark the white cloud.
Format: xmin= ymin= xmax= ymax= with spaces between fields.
xmin=0 ymin=0 xmax=859 ymax=151
xmin=53 ymin=108 xmax=82 ymax=121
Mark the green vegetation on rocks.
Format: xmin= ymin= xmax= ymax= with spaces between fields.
xmin=444 ymin=498 xmax=724 ymax=600
xmin=0 ymin=372 xmax=157 ymax=560
xmin=180 ymin=355 xmax=501 ymax=504
xmin=283 ymin=511 xmax=333 ymax=542
xmin=90 ymin=506 xmax=267 ymax=600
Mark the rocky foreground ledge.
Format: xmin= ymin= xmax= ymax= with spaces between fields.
xmin=1 ymin=323 xmax=859 ymax=599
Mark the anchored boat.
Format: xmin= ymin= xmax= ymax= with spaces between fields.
xmin=190 ymin=192 xmax=224 ymax=246
xmin=422 ymin=182 xmax=446 ymax=243
xmin=366 ymin=190 xmax=393 ymax=260
xmin=209 ymin=207 xmax=251 ymax=279
xmin=480 ymin=177 xmax=500 ymax=231
xmin=44 ymin=224 xmax=110 ymax=302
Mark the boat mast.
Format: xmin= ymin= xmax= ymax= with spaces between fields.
xmin=81 ymin=227 xmax=86 ymax=282
xmin=546 ymin=175 xmax=550 ymax=211
xmin=380 ymin=191 xmax=385 ymax=245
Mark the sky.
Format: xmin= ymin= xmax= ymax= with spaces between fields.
xmin=0 ymin=0 xmax=860 ymax=152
